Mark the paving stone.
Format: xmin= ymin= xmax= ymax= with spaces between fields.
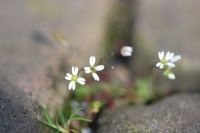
xmin=98 ymin=93 xmax=200 ymax=133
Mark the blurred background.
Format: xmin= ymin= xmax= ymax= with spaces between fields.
xmin=0 ymin=0 xmax=200 ymax=132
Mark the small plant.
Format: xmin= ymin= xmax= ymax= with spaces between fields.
xmin=40 ymin=33 xmax=182 ymax=133
xmin=40 ymin=106 xmax=91 ymax=133
xmin=156 ymin=51 xmax=181 ymax=79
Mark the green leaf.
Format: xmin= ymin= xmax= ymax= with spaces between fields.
xmin=58 ymin=108 xmax=67 ymax=126
xmin=41 ymin=121 xmax=59 ymax=131
xmin=74 ymin=86 xmax=92 ymax=100
xmin=134 ymin=78 xmax=154 ymax=102
xmin=39 ymin=106 xmax=53 ymax=124
xmin=71 ymin=117 xmax=92 ymax=122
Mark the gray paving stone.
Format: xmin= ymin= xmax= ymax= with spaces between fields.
xmin=98 ymin=93 xmax=200 ymax=133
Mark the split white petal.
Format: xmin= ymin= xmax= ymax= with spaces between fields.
xmin=89 ymin=56 xmax=96 ymax=66
xmin=75 ymin=67 xmax=79 ymax=75
xmin=170 ymin=55 xmax=181 ymax=62
xmin=92 ymin=73 xmax=99 ymax=81
xmin=84 ymin=67 xmax=91 ymax=73
xmin=156 ymin=62 xmax=161 ymax=67
xmin=72 ymin=66 xmax=79 ymax=75
xmin=165 ymin=51 xmax=171 ymax=60
xmin=69 ymin=81 xmax=75 ymax=90
xmin=156 ymin=62 xmax=164 ymax=69
xmin=167 ymin=62 xmax=175 ymax=68
xmin=95 ymin=65 xmax=104 ymax=71
xmin=72 ymin=67 xmax=75 ymax=75
xmin=158 ymin=51 xmax=164 ymax=60
xmin=65 ymin=73 xmax=72 ymax=80
xmin=77 ymin=77 xmax=86 ymax=85
xmin=168 ymin=53 xmax=174 ymax=61
xmin=159 ymin=64 xmax=164 ymax=69
xmin=165 ymin=51 xmax=174 ymax=61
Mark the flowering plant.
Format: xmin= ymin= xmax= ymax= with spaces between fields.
xmin=41 ymin=34 xmax=182 ymax=133
xmin=156 ymin=51 xmax=181 ymax=79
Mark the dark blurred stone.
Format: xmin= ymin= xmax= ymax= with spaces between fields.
xmin=98 ymin=93 xmax=200 ymax=133
xmin=0 ymin=77 xmax=41 ymax=133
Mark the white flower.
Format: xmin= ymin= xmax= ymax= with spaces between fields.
xmin=156 ymin=51 xmax=181 ymax=69
xmin=65 ymin=66 xmax=86 ymax=90
xmin=84 ymin=56 xmax=104 ymax=81
xmin=120 ymin=46 xmax=133 ymax=57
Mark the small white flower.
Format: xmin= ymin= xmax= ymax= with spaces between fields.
xmin=156 ymin=51 xmax=181 ymax=69
xmin=65 ymin=66 xmax=86 ymax=90
xmin=84 ymin=56 xmax=104 ymax=81
xmin=120 ymin=46 xmax=133 ymax=57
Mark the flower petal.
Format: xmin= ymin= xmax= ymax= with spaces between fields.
xmin=165 ymin=51 xmax=174 ymax=61
xmin=65 ymin=73 xmax=72 ymax=80
xmin=72 ymin=66 xmax=79 ymax=75
xmin=170 ymin=55 xmax=181 ymax=62
xmin=159 ymin=64 xmax=164 ymax=69
xmin=69 ymin=81 xmax=75 ymax=90
xmin=89 ymin=56 xmax=96 ymax=66
xmin=156 ymin=62 xmax=161 ymax=67
xmin=124 ymin=46 xmax=133 ymax=51
xmin=92 ymin=73 xmax=99 ymax=81
xmin=156 ymin=62 xmax=164 ymax=69
xmin=84 ymin=67 xmax=91 ymax=73
xmin=122 ymin=51 xmax=132 ymax=57
xmin=77 ymin=77 xmax=86 ymax=85
xmin=169 ymin=53 xmax=174 ymax=60
xmin=167 ymin=73 xmax=175 ymax=80
xmin=167 ymin=62 xmax=175 ymax=68
xmin=121 ymin=46 xmax=133 ymax=57
xmin=158 ymin=51 xmax=164 ymax=60
xmin=165 ymin=51 xmax=170 ymax=59
xmin=95 ymin=65 xmax=104 ymax=71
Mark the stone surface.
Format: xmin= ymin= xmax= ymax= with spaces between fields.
xmin=0 ymin=76 xmax=41 ymax=133
xmin=98 ymin=93 xmax=200 ymax=133
xmin=132 ymin=0 xmax=200 ymax=92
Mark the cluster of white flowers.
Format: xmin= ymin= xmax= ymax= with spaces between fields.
xmin=65 ymin=56 xmax=105 ymax=90
xmin=156 ymin=51 xmax=181 ymax=79
xmin=65 ymin=46 xmax=133 ymax=90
